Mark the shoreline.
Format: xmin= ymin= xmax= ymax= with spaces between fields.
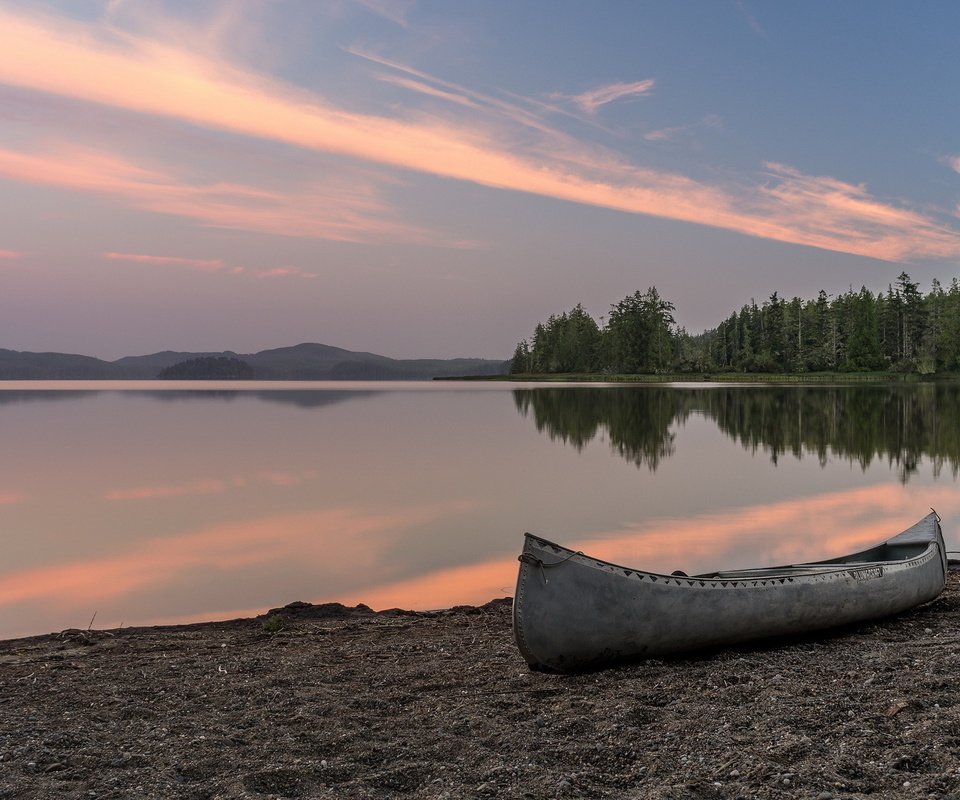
xmin=0 ymin=598 xmax=507 ymax=649
xmin=448 ymin=371 xmax=950 ymax=383
xmin=4 ymin=582 xmax=960 ymax=798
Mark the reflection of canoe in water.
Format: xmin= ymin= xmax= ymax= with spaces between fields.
xmin=513 ymin=512 xmax=947 ymax=673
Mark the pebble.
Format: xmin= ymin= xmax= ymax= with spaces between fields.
xmin=817 ymin=792 xmax=834 ymax=800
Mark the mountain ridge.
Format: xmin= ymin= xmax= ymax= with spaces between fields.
xmin=0 ymin=343 xmax=507 ymax=380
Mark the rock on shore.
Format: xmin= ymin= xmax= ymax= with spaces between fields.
xmin=3 ymin=579 xmax=960 ymax=798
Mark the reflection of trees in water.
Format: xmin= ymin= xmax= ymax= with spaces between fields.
xmin=514 ymin=384 xmax=960 ymax=482
xmin=0 ymin=389 xmax=378 ymax=409
xmin=513 ymin=388 xmax=680 ymax=470
xmin=0 ymin=391 xmax=94 ymax=405
xmin=136 ymin=390 xmax=378 ymax=409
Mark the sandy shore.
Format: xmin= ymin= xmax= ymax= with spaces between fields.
xmin=3 ymin=575 xmax=960 ymax=799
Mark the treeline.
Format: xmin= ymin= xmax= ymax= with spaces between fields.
xmin=511 ymin=272 xmax=960 ymax=375
xmin=157 ymin=356 xmax=254 ymax=380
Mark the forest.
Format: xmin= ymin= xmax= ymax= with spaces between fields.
xmin=509 ymin=272 xmax=960 ymax=376
xmin=157 ymin=356 xmax=255 ymax=380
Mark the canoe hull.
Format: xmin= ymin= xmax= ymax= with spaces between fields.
xmin=513 ymin=512 xmax=946 ymax=672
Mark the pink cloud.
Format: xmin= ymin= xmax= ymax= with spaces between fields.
xmin=102 ymin=251 xmax=225 ymax=272
xmin=257 ymin=469 xmax=318 ymax=486
xmin=644 ymin=114 xmax=723 ymax=142
xmin=1 ymin=7 xmax=959 ymax=261
xmin=568 ymin=79 xmax=656 ymax=114
xmin=104 ymin=478 xmax=230 ymax=501
xmin=751 ymin=163 xmax=960 ymax=261
xmin=254 ymin=266 xmax=317 ymax=279
xmin=352 ymin=47 xmax=612 ymax=138
xmin=0 ymin=249 xmax=23 ymax=259
xmin=0 ymin=142 xmax=447 ymax=245
xmin=99 ymin=251 xmax=322 ymax=280
xmin=353 ymin=0 xmax=416 ymax=28
xmin=375 ymin=73 xmax=481 ymax=109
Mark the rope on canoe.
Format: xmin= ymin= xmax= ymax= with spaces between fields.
xmin=518 ymin=550 xmax=583 ymax=584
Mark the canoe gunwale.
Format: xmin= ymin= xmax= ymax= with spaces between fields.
xmin=520 ymin=517 xmax=942 ymax=586
xmin=519 ymin=535 xmax=941 ymax=590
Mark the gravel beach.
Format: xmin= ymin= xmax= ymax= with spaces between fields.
xmin=2 ymin=574 xmax=960 ymax=799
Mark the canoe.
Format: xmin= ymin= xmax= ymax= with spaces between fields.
xmin=513 ymin=511 xmax=947 ymax=672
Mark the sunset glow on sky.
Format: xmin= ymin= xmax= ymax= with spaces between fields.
xmin=3 ymin=1 xmax=960 ymax=359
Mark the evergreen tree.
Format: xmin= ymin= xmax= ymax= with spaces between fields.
xmin=510 ymin=340 xmax=531 ymax=374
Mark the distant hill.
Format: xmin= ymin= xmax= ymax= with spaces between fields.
xmin=0 ymin=349 xmax=117 ymax=379
xmin=0 ymin=344 xmax=508 ymax=380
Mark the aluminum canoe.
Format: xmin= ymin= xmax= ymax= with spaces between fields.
xmin=513 ymin=511 xmax=947 ymax=672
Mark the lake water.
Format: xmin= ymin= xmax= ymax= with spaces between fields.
xmin=2 ymin=380 xmax=958 ymax=640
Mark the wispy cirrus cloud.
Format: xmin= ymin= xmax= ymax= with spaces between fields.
xmin=0 ymin=249 xmax=24 ymax=259
xmin=566 ymin=79 xmax=656 ymax=115
xmin=101 ymin=250 xmax=317 ymax=280
xmin=736 ymin=0 xmax=767 ymax=38
xmin=105 ymin=478 xmax=235 ymax=501
xmin=102 ymin=252 xmax=226 ymax=272
xmin=1 ymin=7 xmax=959 ymax=262
xmin=751 ymin=163 xmax=960 ymax=261
xmin=353 ymin=0 xmax=416 ymax=29
xmin=348 ymin=47 xmax=589 ymax=138
xmin=0 ymin=141 xmax=450 ymax=245
xmin=374 ymin=72 xmax=480 ymax=109
xmin=255 ymin=266 xmax=317 ymax=279
xmin=644 ymin=114 xmax=723 ymax=142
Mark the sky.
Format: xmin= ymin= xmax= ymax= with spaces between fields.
xmin=2 ymin=1 xmax=960 ymax=360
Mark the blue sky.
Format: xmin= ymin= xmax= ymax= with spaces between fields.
xmin=1 ymin=0 xmax=960 ymax=359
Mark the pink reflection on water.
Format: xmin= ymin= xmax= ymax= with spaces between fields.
xmin=570 ymin=483 xmax=957 ymax=576
xmin=0 ymin=501 xmax=474 ymax=622
xmin=321 ymin=485 xmax=958 ymax=616
xmin=1 ymin=481 xmax=954 ymax=639
xmin=336 ymin=556 xmax=518 ymax=612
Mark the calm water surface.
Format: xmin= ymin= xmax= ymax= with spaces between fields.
xmin=2 ymin=380 xmax=958 ymax=639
